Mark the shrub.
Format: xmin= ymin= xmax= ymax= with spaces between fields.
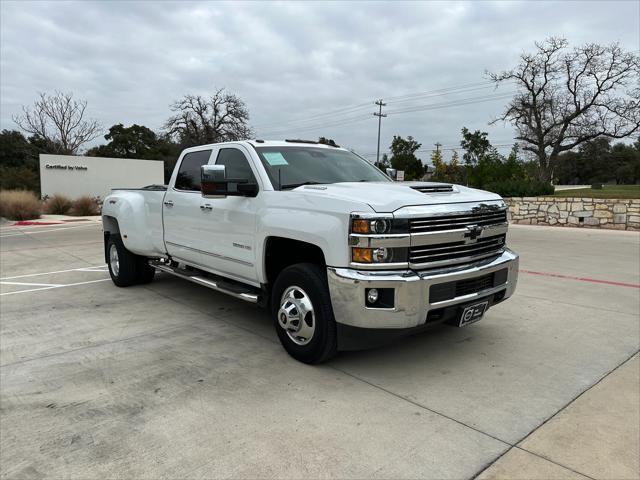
xmin=71 ymin=196 xmax=100 ymax=216
xmin=0 ymin=190 xmax=41 ymax=220
xmin=45 ymin=194 xmax=73 ymax=214
xmin=484 ymin=179 xmax=554 ymax=197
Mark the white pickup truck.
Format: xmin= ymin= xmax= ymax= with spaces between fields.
xmin=102 ymin=139 xmax=519 ymax=363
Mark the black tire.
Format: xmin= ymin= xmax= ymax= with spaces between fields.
xmin=106 ymin=234 xmax=153 ymax=287
xmin=271 ymin=263 xmax=337 ymax=364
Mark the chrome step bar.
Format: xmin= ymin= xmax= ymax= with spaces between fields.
xmin=151 ymin=261 xmax=260 ymax=303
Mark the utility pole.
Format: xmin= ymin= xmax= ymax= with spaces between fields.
xmin=374 ymin=99 xmax=387 ymax=165
xmin=434 ymin=142 xmax=442 ymax=153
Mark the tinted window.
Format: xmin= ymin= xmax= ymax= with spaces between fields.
xmin=175 ymin=150 xmax=211 ymax=191
xmin=216 ymin=148 xmax=257 ymax=182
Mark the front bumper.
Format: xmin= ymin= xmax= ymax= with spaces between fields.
xmin=327 ymin=248 xmax=519 ymax=330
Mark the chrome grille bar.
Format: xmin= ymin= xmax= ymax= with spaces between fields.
xmin=410 ymin=211 xmax=507 ymax=233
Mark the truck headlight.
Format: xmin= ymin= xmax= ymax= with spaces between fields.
xmin=351 ymin=217 xmax=392 ymax=234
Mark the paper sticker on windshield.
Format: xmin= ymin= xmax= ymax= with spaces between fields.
xmin=263 ymin=152 xmax=288 ymax=166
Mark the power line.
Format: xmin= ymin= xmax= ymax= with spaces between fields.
xmin=386 ymin=92 xmax=515 ymax=115
xmin=383 ymin=80 xmax=510 ymax=102
xmin=252 ymin=80 xmax=515 ymax=133
xmin=258 ymin=113 xmax=372 ymax=137
xmin=374 ymin=99 xmax=386 ymax=165
xmin=258 ymin=92 xmax=515 ymax=138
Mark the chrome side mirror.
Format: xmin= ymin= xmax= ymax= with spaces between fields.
xmin=201 ymin=164 xmax=259 ymax=198
xmin=386 ymin=168 xmax=397 ymax=180
xmin=201 ymin=164 xmax=227 ymax=199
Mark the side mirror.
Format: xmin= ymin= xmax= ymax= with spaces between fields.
xmin=386 ymin=168 xmax=397 ymax=180
xmin=201 ymin=164 xmax=259 ymax=198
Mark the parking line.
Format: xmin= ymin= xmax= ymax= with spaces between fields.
xmin=0 ymin=281 xmax=63 ymax=287
xmin=0 ymin=266 xmax=107 ymax=281
xmin=519 ymin=269 xmax=640 ymax=289
xmin=0 ymin=278 xmax=111 ymax=296
xmin=0 ymin=224 xmax=99 ymax=237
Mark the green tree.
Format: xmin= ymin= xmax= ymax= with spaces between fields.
xmin=389 ymin=135 xmax=423 ymax=180
xmin=447 ymin=150 xmax=463 ymax=183
xmin=87 ymin=124 xmax=182 ymax=182
xmin=0 ymin=130 xmax=38 ymax=168
xmin=0 ymin=130 xmax=40 ymax=193
xmin=460 ymin=128 xmax=491 ymax=166
xmin=87 ymin=124 xmax=180 ymax=159
xmin=374 ymin=153 xmax=390 ymax=172
xmin=430 ymin=148 xmax=446 ymax=179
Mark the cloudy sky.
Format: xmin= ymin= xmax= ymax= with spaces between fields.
xmin=1 ymin=0 xmax=638 ymax=161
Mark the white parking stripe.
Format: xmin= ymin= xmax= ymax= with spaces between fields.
xmin=0 ymin=281 xmax=64 ymax=287
xmin=0 ymin=266 xmax=107 ymax=280
xmin=0 ymin=278 xmax=111 ymax=296
xmin=0 ymin=224 xmax=99 ymax=237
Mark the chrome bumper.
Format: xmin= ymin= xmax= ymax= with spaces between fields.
xmin=327 ymin=249 xmax=519 ymax=329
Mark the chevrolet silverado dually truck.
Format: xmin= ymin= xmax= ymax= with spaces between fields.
xmin=102 ymin=139 xmax=519 ymax=363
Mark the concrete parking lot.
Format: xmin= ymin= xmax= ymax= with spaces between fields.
xmin=1 ymin=221 xmax=638 ymax=479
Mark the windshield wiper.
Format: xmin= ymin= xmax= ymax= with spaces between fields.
xmin=280 ymin=181 xmax=324 ymax=190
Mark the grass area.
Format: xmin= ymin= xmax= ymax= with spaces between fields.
xmin=551 ymin=185 xmax=640 ymax=199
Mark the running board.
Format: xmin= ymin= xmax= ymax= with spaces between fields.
xmin=151 ymin=261 xmax=260 ymax=303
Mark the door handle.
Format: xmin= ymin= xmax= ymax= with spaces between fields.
xmin=164 ymin=200 xmax=174 ymax=207
xmin=200 ymin=204 xmax=212 ymax=211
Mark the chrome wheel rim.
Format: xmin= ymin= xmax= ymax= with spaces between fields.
xmin=109 ymin=244 xmax=120 ymax=277
xmin=278 ymin=286 xmax=315 ymax=345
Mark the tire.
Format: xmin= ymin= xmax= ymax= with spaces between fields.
xmin=271 ymin=263 xmax=338 ymax=364
xmin=107 ymin=234 xmax=153 ymax=287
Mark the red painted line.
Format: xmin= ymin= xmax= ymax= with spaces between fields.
xmin=11 ymin=221 xmax=64 ymax=226
xmin=519 ymin=269 xmax=640 ymax=289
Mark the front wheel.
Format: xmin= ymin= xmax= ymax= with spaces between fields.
xmin=271 ymin=263 xmax=337 ymax=364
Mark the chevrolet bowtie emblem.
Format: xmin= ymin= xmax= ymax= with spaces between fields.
xmin=464 ymin=225 xmax=483 ymax=242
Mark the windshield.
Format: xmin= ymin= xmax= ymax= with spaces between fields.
xmin=255 ymin=146 xmax=391 ymax=190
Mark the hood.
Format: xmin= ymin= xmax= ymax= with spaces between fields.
xmin=295 ymin=181 xmax=503 ymax=212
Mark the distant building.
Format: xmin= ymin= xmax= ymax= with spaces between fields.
xmin=421 ymin=164 xmax=435 ymax=181
xmin=39 ymin=154 xmax=164 ymax=199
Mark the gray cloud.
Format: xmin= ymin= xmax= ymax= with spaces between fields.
xmin=1 ymin=0 xmax=638 ymax=161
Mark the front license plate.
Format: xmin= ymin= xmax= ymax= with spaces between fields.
xmin=458 ymin=301 xmax=489 ymax=327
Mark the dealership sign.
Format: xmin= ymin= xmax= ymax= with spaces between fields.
xmin=45 ymin=164 xmax=88 ymax=171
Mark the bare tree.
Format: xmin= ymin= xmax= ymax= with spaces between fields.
xmin=489 ymin=38 xmax=640 ymax=182
xmin=13 ymin=91 xmax=102 ymax=154
xmin=164 ymin=88 xmax=253 ymax=146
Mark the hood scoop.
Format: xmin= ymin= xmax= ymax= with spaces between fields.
xmin=411 ymin=184 xmax=454 ymax=193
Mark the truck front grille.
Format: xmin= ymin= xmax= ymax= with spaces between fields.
xmin=410 ymin=210 xmax=507 ymax=233
xmin=410 ymin=234 xmax=506 ymax=268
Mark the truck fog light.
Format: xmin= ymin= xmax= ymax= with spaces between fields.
xmin=352 ymin=247 xmax=373 ymax=263
xmin=373 ymin=247 xmax=389 ymax=262
xmin=366 ymin=288 xmax=379 ymax=304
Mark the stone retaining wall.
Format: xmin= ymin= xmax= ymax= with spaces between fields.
xmin=505 ymin=197 xmax=640 ymax=231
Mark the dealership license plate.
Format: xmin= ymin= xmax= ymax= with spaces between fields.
xmin=458 ymin=301 xmax=489 ymax=327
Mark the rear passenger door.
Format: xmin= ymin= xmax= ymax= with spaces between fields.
xmin=163 ymin=149 xmax=212 ymax=266
xmin=198 ymin=146 xmax=260 ymax=285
